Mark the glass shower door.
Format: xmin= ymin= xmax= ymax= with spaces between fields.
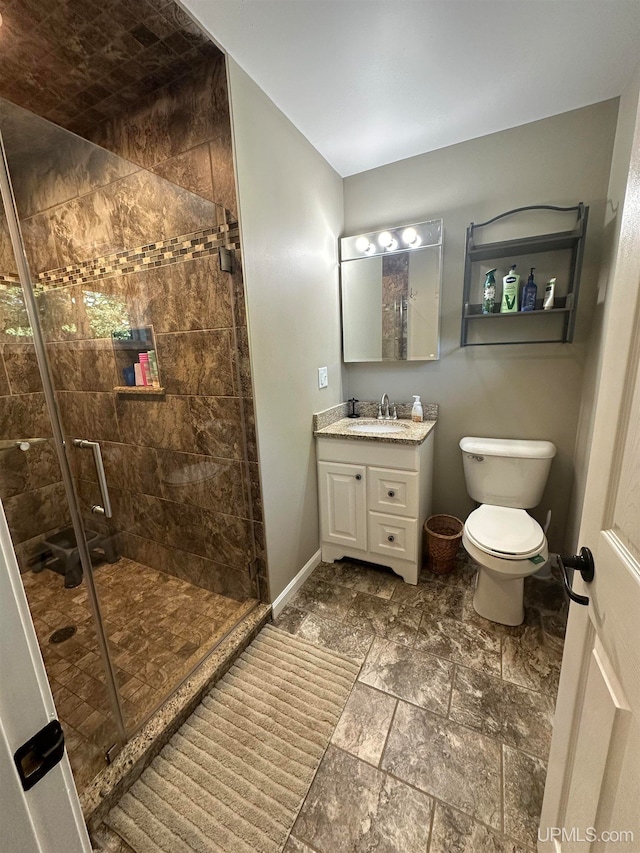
xmin=0 ymin=135 xmax=127 ymax=795
xmin=0 ymin=88 xmax=259 ymax=764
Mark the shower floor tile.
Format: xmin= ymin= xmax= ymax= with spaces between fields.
xmin=22 ymin=558 xmax=253 ymax=796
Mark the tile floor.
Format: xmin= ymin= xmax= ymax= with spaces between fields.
xmin=22 ymin=558 xmax=254 ymax=795
xmin=276 ymin=552 xmax=568 ymax=852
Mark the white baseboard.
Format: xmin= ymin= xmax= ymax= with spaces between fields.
xmin=271 ymin=549 xmax=322 ymax=619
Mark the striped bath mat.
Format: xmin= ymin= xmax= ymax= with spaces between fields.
xmin=106 ymin=624 xmax=359 ymax=852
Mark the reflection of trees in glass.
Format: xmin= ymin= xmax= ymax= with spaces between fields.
xmin=83 ymin=290 xmax=130 ymax=339
xmin=0 ymin=282 xmax=33 ymax=338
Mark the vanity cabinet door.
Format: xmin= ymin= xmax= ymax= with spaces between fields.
xmin=318 ymin=461 xmax=367 ymax=551
xmin=368 ymin=467 xmax=419 ymax=517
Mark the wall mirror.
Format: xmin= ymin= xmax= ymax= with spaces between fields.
xmin=340 ymin=218 xmax=442 ymax=362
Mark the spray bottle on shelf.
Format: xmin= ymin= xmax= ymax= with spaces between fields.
xmin=521 ymin=267 xmax=538 ymax=311
xmin=482 ymin=268 xmax=497 ymax=314
xmin=501 ymin=265 xmax=519 ymax=313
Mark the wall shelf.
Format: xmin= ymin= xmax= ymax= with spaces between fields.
xmin=461 ymin=203 xmax=588 ymax=347
xmin=114 ymin=386 xmax=165 ymax=396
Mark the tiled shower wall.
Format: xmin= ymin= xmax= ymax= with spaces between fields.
xmin=0 ymin=55 xmax=268 ymax=602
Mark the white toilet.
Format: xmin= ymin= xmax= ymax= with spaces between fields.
xmin=459 ymin=436 xmax=557 ymax=626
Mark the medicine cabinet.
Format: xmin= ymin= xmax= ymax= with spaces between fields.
xmin=340 ymin=218 xmax=443 ymax=362
xmin=460 ymin=203 xmax=588 ymax=347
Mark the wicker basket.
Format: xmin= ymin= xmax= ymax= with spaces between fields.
xmin=424 ymin=514 xmax=464 ymax=575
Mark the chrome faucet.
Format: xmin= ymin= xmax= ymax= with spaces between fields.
xmin=379 ymin=393 xmax=390 ymax=420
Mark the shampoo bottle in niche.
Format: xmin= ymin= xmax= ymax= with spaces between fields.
xmin=501 ymin=265 xmax=519 ymax=313
xmin=521 ymin=267 xmax=537 ymax=311
xmin=482 ymin=268 xmax=497 ymax=314
xmin=411 ymin=395 xmax=423 ymax=423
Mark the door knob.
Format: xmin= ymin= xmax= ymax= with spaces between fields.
xmin=558 ymin=547 xmax=595 ymax=606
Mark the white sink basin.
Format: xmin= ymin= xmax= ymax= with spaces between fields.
xmin=348 ymin=421 xmax=408 ymax=435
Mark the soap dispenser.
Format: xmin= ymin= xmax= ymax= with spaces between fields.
xmin=521 ymin=268 xmax=537 ymax=311
xmin=411 ymin=395 xmax=423 ymax=423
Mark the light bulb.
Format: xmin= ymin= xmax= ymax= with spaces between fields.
xmin=378 ymin=231 xmax=394 ymax=249
xmin=355 ymin=236 xmax=375 ymax=254
xmin=403 ymin=227 xmax=421 ymax=247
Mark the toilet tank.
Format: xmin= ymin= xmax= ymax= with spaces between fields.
xmin=460 ymin=437 xmax=556 ymax=509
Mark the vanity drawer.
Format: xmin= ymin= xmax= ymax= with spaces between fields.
xmin=368 ymin=467 xmax=419 ymax=517
xmin=368 ymin=512 xmax=417 ymax=562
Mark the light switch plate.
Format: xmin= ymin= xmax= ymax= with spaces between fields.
xmin=318 ymin=366 xmax=328 ymax=389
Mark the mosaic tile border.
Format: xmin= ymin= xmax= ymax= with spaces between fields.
xmin=34 ymin=223 xmax=240 ymax=290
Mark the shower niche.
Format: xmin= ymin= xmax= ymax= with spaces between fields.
xmin=112 ymin=325 xmax=164 ymax=395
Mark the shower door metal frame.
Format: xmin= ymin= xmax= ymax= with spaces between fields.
xmin=0 ymin=131 xmax=127 ymax=746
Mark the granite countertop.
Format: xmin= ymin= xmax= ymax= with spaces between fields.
xmin=314 ymin=416 xmax=436 ymax=445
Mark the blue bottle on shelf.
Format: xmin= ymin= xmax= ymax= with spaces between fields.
xmin=521 ymin=267 xmax=537 ymax=311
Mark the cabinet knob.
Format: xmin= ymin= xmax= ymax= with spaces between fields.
xmin=355 ymin=474 xmax=362 ymax=481
xmin=387 ymin=534 xmax=395 ymax=543
xmin=388 ymin=490 xmax=395 ymax=498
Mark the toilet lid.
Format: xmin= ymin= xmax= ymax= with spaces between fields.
xmin=465 ymin=505 xmax=545 ymax=560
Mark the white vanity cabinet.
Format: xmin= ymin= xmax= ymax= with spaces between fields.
xmin=316 ymin=431 xmax=434 ymax=584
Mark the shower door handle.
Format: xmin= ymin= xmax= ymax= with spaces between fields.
xmin=72 ymin=439 xmax=112 ymax=518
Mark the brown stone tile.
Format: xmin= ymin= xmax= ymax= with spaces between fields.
xmin=210 ymin=132 xmax=236 ymax=216
xmin=2 ymin=343 xmax=42 ymax=393
xmin=381 ymin=702 xmax=502 ymax=829
xmin=414 ymin=613 xmax=502 ymax=677
xmin=0 ymin=392 xmax=52 ymax=442
xmin=112 ymin=169 xmax=217 ymax=250
xmin=25 ymin=439 xmax=63 ymax=490
xmin=3 ymin=481 xmax=70 ymax=543
xmin=48 ymin=339 xmax=118 ymax=392
xmin=156 ymin=448 xmax=245 ymax=516
xmin=344 ymin=593 xmax=421 ymax=646
xmin=21 ymin=210 xmax=61 ymax=272
xmin=139 ymin=255 xmax=234 ymax=334
xmin=392 ymin=577 xmax=465 ymax=619
xmin=156 ymin=329 xmax=234 ymax=396
xmin=38 ymin=285 xmax=90 ymax=343
xmin=503 ymin=745 xmax=547 ymax=846
xmin=57 ymin=390 xmax=121 ymax=443
xmin=150 ymin=143 xmax=214 ymax=201
xmin=0 ymin=446 xmax=30 ymax=500
xmin=189 ymin=395 xmax=245 ymax=459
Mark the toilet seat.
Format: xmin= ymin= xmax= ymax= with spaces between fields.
xmin=465 ymin=505 xmax=545 ymax=560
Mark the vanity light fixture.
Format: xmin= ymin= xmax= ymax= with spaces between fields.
xmin=340 ymin=219 xmax=442 ymax=262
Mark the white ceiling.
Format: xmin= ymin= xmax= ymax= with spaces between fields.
xmin=184 ymin=0 xmax=640 ymax=177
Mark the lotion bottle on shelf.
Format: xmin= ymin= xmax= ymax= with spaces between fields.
xmin=411 ymin=395 xmax=423 ymax=423
xmin=543 ymin=277 xmax=556 ymax=309
xmin=521 ymin=267 xmax=537 ymax=311
xmin=501 ymin=265 xmax=519 ymax=313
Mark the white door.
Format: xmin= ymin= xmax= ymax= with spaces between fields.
xmin=0 ymin=501 xmax=91 ymax=853
xmin=538 ymin=92 xmax=640 ymax=850
xmin=318 ymin=461 xmax=367 ymax=550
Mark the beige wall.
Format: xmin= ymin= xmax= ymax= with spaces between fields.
xmin=566 ymin=64 xmax=640 ymax=550
xmin=343 ymin=102 xmax=619 ymax=551
xmin=227 ymin=59 xmax=344 ymax=600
